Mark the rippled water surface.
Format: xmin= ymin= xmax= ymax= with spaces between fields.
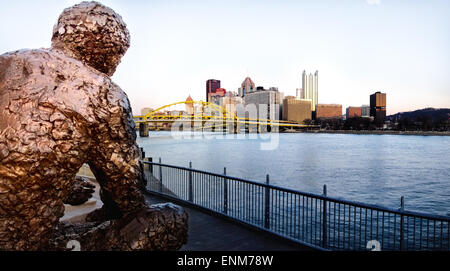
xmin=137 ymin=132 xmax=450 ymax=216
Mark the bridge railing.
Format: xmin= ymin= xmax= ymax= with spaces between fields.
xmin=142 ymin=160 xmax=450 ymax=251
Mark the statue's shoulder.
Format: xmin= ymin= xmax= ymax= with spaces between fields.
xmin=1 ymin=48 xmax=51 ymax=58
xmin=0 ymin=48 xmax=66 ymax=69
xmin=0 ymin=49 xmax=48 ymax=84
xmin=0 ymin=49 xmax=118 ymax=119
xmin=0 ymin=48 xmax=108 ymax=79
xmin=0 ymin=48 xmax=131 ymax=122
xmin=0 ymin=48 xmax=97 ymax=85
xmin=0 ymin=49 xmax=57 ymax=105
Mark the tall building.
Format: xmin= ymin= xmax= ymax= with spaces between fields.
xmin=244 ymin=87 xmax=282 ymax=120
xmin=301 ymin=70 xmax=318 ymax=112
xmin=206 ymin=79 xmax=221 ymax=102
xmin=238 ymin=77 xmax=256 ymax=97
xmin=282 ymin=96 xmax=312 ymax=124
xmin=370 ymin=92 xmax=387 ymax=126
xmin=316 ymin=104 xmax=342 ymax=119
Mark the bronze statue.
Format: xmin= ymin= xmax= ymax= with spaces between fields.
xmin=0 ymin=1 xmax=187 ymax=250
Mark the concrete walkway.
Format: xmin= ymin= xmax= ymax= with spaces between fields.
xmin=145 ymin=194 xmax=313 ymax=251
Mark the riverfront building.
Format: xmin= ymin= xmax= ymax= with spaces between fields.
xmin=206 ymin=79 xmax=221 ymax=102
xmin=282 ymin=96 xmax=312 ymax=124
xmin=244 ymin=86 xmax=282 ymax=120
xmin=301 ymin=70 xmax=318 ymax=112
xmin=316 ymin=104 xmax=342 ymax=119
xmin=370 ymin=92 xmax=387 ymax=126
xmin=346 ymin=106 xmax=362 ymax=119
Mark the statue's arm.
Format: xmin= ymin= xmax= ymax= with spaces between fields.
xmin=87 ymin=88 xmax=146 ymax=217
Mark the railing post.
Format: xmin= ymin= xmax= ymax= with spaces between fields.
xmin=148 ymin=157 xmax=153 ymax=174
xmin=322 ymin=185 xmax=328 ymax=248
xmin=188 ymin=162 xmax=193 ymax=202
xmin=400 ymin=196 xmax=405 ymax=251
xmin=223 ymin=167 xmax=228 ymax=214
xmin=159 ymin=157 xmax=162 ymax=193
xmin=264 ymin=174 xmax=270 ymax=229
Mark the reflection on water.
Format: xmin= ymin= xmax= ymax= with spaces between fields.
xmin=137 ymin=132 xmax=450 ymax=216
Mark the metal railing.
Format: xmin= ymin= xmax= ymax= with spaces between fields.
xmin=142 ymin=159 xmax=450 ymax=251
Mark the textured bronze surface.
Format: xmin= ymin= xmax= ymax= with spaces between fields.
xmin=52 ymin=203 xmax=188 ymax=251
xmin=0 ymin=1 xmax=188 ymax=250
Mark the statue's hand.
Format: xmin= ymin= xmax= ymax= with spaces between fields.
xmin=63 ymin=176 xmax=96 ymax=206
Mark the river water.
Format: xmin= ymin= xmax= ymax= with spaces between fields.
xmin=136 ymin=131 xmax=450 ymax=216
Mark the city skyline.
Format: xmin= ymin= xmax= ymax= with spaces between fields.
xmin=1 ymin=0 xmax=449 ymax=115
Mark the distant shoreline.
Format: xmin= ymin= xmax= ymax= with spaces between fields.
xmin=295 ymin=130 xmax=450 ymax=136
xmin=137 ymin=129 xmax=450 ymax=136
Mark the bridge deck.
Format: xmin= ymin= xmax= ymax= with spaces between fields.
xmin=145 ymin=194 xmax=312 ymax=251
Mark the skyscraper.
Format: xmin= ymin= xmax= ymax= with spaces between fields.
xmin=206 ymin=79 xmax=221 ymax=102
xmin=238 ymin=77 xmax=255 ymax=97
xmin=243 ymin=87 xmax=282 ymax=120
xmin=301 ymin=70 xmax=318 ymax=112
xmin=370 ymin=91 xmax=387 ymax=126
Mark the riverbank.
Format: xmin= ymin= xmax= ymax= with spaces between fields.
xmin=296 ymin=130 xmax=450 ymax=136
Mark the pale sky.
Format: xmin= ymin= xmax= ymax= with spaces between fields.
xmin=1 ymin=0 xmax=449 ymax=115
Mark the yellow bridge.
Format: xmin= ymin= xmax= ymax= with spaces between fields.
xmin=133 ymin=100 xmax=318 ymax=135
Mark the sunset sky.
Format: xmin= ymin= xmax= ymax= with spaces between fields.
xmin=1 ymin=0 xmax=449 ymax=115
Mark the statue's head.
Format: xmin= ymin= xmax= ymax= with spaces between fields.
xmin=51 ymin=1 xmax=130 ymax=76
